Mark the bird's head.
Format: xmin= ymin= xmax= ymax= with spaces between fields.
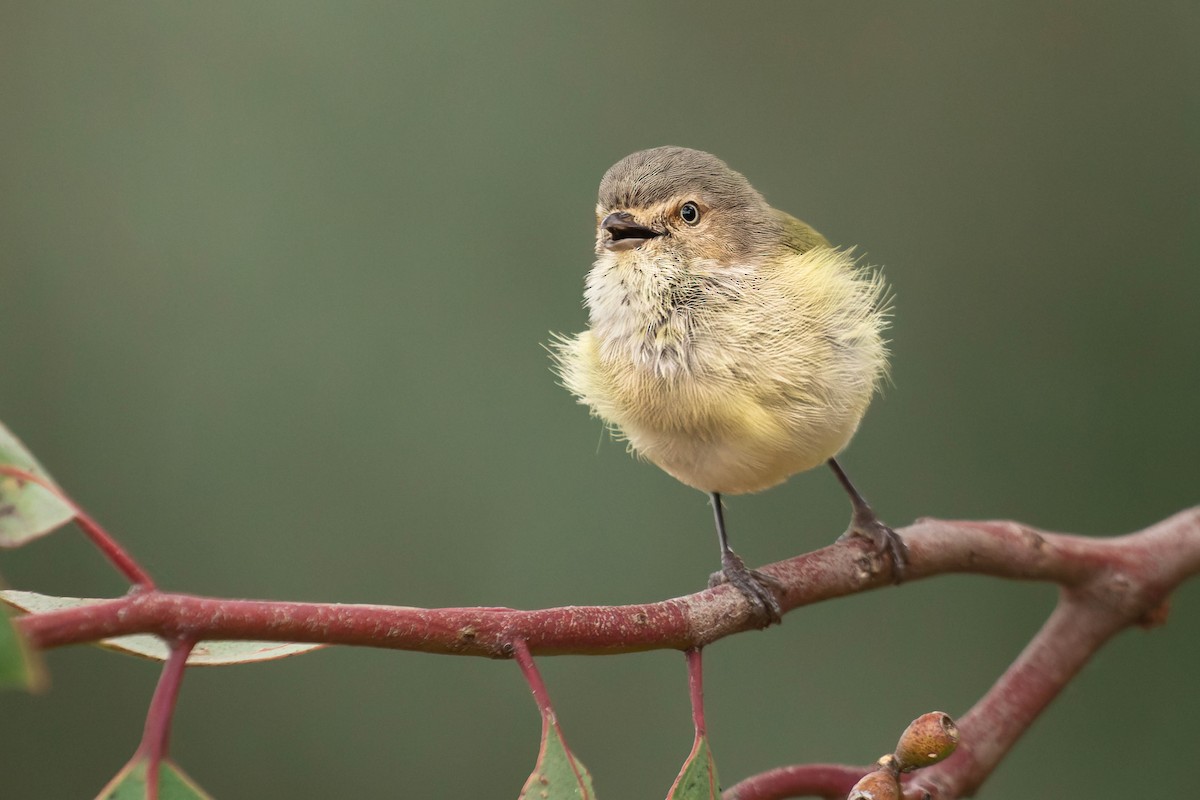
xmin=594 ymin=146 xmax=782 ymax=267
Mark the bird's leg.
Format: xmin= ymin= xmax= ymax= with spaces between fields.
xmin=827 ymin=458 xmax=908 ymax=581
xmin=706 ymin=492 xmax=783 ymax=625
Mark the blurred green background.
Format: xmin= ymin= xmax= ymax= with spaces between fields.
xmin=2 ymin=2 xmax=1197 ymax=797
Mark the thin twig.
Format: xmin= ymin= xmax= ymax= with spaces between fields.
xmin=0 ymin=465 xmax=155 ymax=588
xmin=512 ymin=638 xmax=554 ymax=718
xmin=686 ymin=648 xmax=706 ymax=737
xmin=723 ymin=764 xmax=865 ymax=800
xmin=136 ymin=637 xmax=196 ymax=800
xmin=513 ymin=637 xmax=593 ymax=797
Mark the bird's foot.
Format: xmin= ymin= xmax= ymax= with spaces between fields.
xmin=839 ymin=506 xmax=908 ymax=582
xmin=708 ymin=550 xmax=783 ymax=626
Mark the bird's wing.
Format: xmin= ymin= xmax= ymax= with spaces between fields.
xmin=773 ymin=209 xmax=831 ymax=253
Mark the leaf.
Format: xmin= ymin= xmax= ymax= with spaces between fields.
xmin=108 ymin=635 xmax=326 ymax=666
xmin=96 ymin=757 xmax=213 ymax=800
xmin=0 ymin=421 xmax=75 ymax=547
xmin=0 ymin=590 xmax=325 ymax=665
xmin=518 ymin=720 xmax=596 ymax=800
xmin=0 ymin=599 xmax=47 ymax=691
xmin=667 ymin=735 xmax=720 ymax=799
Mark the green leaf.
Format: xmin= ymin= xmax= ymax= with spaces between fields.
xmin=667 ymin=735 xmax=720 ymax=799
xmin=518 ymin=721 xmax=596 ymax=799
xmin=96 ymin=757 xmax=213 ymax=800
xmin=0 ymin=599 xmax=46 ymax=691
xmin=0 ymin=421 xmax=75 ymax=547
xmin=0 ymin=591 xmax=324 ymax=665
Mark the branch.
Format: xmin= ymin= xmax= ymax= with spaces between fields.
xmin=719 ymin=508 xmax=1200 ymax=800
xmin=723 ymin=764 xmax=865 ymax=800
xmin=12 ymin=508 xmax=1199 ymax=799
xmin=17 ymin=509 xmax=1198 ymax=658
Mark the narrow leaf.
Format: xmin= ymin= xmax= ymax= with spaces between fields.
xmin=1 ymin=590 xmax=324 ymax=665
xmin=518 ymin=722 xmax=596 ymax=799
xmin=110 ymin=636 xmax=326 ymax=665
xmin=0 ymin=422 xmax=75 ymax=547
xmin=0 ymin=600 xmax=46 ymax=690
xmin=667 ymin=735 xmax=720 ymax=800
xmin=96 ymin=757 xmax=213 ymax=800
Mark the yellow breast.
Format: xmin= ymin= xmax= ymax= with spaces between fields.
xmin=554 ymin=245 xmax=887 ymax=495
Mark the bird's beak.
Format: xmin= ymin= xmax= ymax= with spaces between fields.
xmin=601 ymin=211 xmax=663 ymax=252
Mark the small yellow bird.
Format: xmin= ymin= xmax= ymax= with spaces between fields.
xmin=554 ymin=147 xmax=905 ymax=623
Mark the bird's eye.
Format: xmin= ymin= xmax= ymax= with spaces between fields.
xmin=679 ymin=201 xmax=701 ymax=225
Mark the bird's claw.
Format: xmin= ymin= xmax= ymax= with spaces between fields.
xmin=708 ymin=551 xmax=783 ymax=626
xmin=839 ymin=508 xmax=908 ymax=582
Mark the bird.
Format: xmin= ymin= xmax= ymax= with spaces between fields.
xmin=553 ymin=146 xmax=905 ymax=624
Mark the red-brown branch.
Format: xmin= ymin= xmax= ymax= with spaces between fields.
xmin=717 ymin=508 xmax=1200 ymax=800
xmin=17 ymin=510 xmax=1198 ymax=657
xmin=723 ymin=764 xmax=865 ymax=800
xmin=137 ymin=637 xmax=195 ymax=800
xmin=12 ymin=508 xmax=1200 ymax=799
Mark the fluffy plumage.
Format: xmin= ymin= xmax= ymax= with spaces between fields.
xmin=554 ymin=147 xmax=889 ymax=495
